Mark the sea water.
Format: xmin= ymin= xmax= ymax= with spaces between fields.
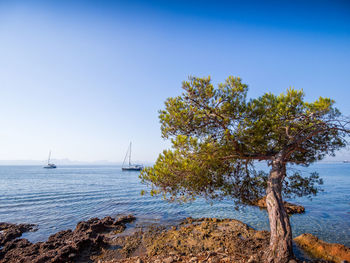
xmin=0 ymin=164 xmax=349 ymax=247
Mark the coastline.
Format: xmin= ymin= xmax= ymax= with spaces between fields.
xmin=1 ymin=215 xmax=349 ymax=263
xmin=1 ymin=164 xmax=349 ymax=248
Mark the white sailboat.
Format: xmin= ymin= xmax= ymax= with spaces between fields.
xmin=122 ymin=142 xmax=143 ymax=171
xmin=43 ymin=151 xmax=57 ymax=169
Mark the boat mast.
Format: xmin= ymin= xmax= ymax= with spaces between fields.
xmin=48 ymin=151 xmax=51 ymax=165
xmin=122 ymin=146 xmax=128 ymax=168
xmin=129 ymin=142 xmax=132 ymax=166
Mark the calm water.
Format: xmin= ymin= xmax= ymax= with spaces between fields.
xmin=0 ymin=164 xmax=349 ymax=247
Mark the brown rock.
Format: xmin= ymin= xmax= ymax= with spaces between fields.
xmin=0 ymin=222 xmax=37 ymax=246
xmin=0 ymin=215 xmax=135 ymax=263
xmin=294 ymin=233 xmax=350 ymax=263
xmin=254 ymin=230 xmax=269 ymax=240
xmin=163 ymin=256 xmax=174 ymax=263
xmin=208 ymin=256 xmax=220 ymax=263
xmin=190 ymin=256 xmax=198 ymax=262
xmin=140 ymin=218 xmax=268 ymax=263
xmin=252 ymin=196 xmax=305 ymax=214
xmin=215 ymin=247 xmax=224 ymax=253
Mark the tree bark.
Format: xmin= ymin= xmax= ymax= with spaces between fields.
xmin=266 ymin=155 xmax=294 ymax=263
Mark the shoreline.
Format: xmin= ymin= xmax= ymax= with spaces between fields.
xmin=1 ymin=215 xmax=349 ymax=263
xmin=1 ymin=164 xmax=349 ymax=249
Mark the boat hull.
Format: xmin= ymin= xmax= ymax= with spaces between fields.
xmin=122 ymin=167 xmax=142 ymax=171
xmin=44 ymin=164 xmax=57 ymax=169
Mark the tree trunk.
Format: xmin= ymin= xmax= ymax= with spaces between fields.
xmin=266 ymin=156 xmax=294 ymax=263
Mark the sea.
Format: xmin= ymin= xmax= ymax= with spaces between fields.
xmin=0 ymin=163 xmax=349 ymax=248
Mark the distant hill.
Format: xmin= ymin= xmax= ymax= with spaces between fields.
xmin=0 ymin=159 xmax=122 ymax=165
xmin=0 ymin=159 xmax=153 ymax=166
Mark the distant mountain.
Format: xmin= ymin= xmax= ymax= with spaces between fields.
xmin=0 ymin=159 xmax=122 ymax=165
xmin=0 ymin=159 xmax=153 ymax=166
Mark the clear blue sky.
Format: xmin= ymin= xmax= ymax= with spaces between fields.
xmin=0 ymin=0 xmax=349 ymax=163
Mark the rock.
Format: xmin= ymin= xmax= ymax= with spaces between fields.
xmin=294 ymin=233 xmax=350 ymax=263
xmin=288 ymin=260 xmax=298 ymax=263
xmin=0 ymin=215 xmax=136 ymax=263
xmin=247 ymin=255 xmax=255 ymax=263
xmin=252 ymin=196 xmax=305 ymax=214
xmin=136 ymin=258 xmax=143 ymax=263
xmin=215 ymin=247 xmax=224 ymax=253
xmin=116 ymin=214 xmax=136 ymax=225
xmin=190 ymin=256 xmax=198 ymax=262
xmin=163 ymin=256 xmax=174 ymax=263
xmin=0 ymin=222 xmax=37 ymax=246
xmin=208 ymin=256 xmax=220 ymax=263
xmin=141 ymin=217 xmax=268 ymax=263
xmin=254 ymin=230 xmax=269 ymax=240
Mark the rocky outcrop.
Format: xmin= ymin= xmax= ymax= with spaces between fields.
xmin=294 ymin=233 xmax=350 ymax=263
xmin=0 ymin=222 xmax=37 ymax=246
xmin=146 ymin=217 xmax=271 ymax=262
xmin=253 ymin=196 xmax=305 ymax=214
xmin=98 ymin=217 xmax=271 ymax=263
xmin=3 ymin=215 xmax=348 ymax=263
xmin=0 ymin=215 xmax=135 ymax=263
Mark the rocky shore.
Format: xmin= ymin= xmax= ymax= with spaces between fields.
xmin=97 ymin=217 xmax=270 ymax=263
xmin=0 ymin=215 xmax=135 ymax=263
xmin=1 ymin=215 xmax=349 ymax=263
xmin=294 ymin=234 xmax=350 ymax=263
xmin=0 ymin=222 xmax=37 ymax=247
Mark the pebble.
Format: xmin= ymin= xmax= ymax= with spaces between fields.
xmin=215 ymin=247 xmax=224 ymax=253
xmin=208 ymin=256 xmax=220 ymax=263
xmin=190 ymin=256 xmax=198 ymax=262
xmin=163 ymin=256 xmax=174 ymax=263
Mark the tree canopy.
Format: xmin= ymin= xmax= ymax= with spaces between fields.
xmin=140 ymin=76 xmax=347 ymax=204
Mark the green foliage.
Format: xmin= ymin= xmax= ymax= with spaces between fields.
xmin=141 ymin=151 xmax=267 ymax=204
xmin=140 ymin=76 xmax=349 ymax=204
xmin=282 ymin=171 xmax=323 ymax=199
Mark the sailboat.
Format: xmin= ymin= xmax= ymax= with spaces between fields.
xmin=122 ymin=142 xmax=143 ymax=171
xmin=43 ymin=151 xmax=57 ymax=169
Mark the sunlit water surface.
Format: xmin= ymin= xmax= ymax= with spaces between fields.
xmin=0 ymin=164 xmax=349 ymax=247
